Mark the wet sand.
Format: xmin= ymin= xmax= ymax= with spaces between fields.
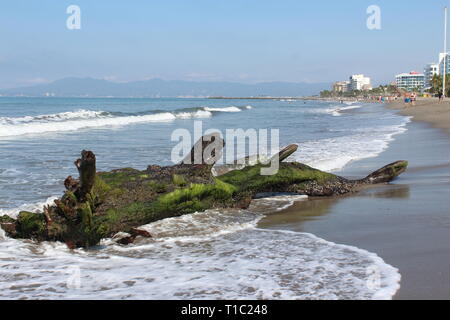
xmin=259 ymin=109 xmax=450 ymax=299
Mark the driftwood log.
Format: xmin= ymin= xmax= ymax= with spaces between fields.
xmin=0 ymin=136 xmax=408 ymax=248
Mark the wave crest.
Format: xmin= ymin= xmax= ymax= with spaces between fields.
xmin=203 ymin=106 xmax=242 ymax=112
xmin=0 ymin=105 xmax=252 ymax=137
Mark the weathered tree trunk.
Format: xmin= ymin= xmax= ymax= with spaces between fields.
xmin=0 ymin=136 xmax=408 ymax=248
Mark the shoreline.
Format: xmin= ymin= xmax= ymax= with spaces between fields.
xmin=259 ymin=101 xmax=450 ymax=299
xmin=388 ymin=98 xmax=450 ymax=135
xmin=208 ymin=96 xmax=381 ymax=103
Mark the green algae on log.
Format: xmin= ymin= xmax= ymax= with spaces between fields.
xmin=0 ymin=136 xmax=408 ymax=248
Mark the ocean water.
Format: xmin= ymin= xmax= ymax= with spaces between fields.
xmin=0 ymin=97 xmax=408 ymax=299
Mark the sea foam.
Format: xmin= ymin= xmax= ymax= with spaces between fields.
xmin=203 ymin=106 xmax=242 ymax=112
xmin=0 ymin=106 xmax=252 ymax=138
xmin=295 ymin=120 xmax=410 ymax=172
xmin=0 ymin=198 xmax=401 ymax=300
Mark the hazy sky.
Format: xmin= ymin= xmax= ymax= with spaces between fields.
xmin=0 ymin=0 xmax=447 ymax=88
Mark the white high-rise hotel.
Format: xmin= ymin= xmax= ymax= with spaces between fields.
xmin=424 ymin=63 xmax=439 ymax=88
xmin=439 ymin=52 xmax=450 ymax=76
xmin=396 ymin=72 xmax=425 ymax=91
xmin=349 ymin=74 xmax=372 ymax=91
xmin=423 ymin=52 xmax=450 ymax=89
xmin=417 ymin=53 xmax=448 ymax=90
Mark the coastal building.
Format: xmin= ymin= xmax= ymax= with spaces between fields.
xmin=395 ymin=71 xmax=425 ymax=91
xmin=424 ymin=63 xmax=439 ymax=88
xmin=332 ymin=81 xmax=350 ymax=93
xmin=439 ymin=52 xmax=450 ymax=76
xmin=349 ymin=74 xmax=372 ymax=91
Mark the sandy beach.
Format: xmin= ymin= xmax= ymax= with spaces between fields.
xmin=389 ymin=98 xmax=450 ymax=135
xmin=259 ymin=99 xmax=450 ymax=300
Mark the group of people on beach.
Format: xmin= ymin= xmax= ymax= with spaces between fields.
xmin=376 ymin=96 xmax=399 ymax=103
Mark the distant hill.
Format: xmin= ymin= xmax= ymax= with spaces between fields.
xmin=0 ymin=77 xmax=330 ymax=98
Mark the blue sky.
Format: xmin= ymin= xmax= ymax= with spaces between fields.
xmin=0 ymin=0 xmax=447 ymax=88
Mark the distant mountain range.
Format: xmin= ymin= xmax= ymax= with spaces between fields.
xmin=0 ymin=77 xmax=330 ymax=98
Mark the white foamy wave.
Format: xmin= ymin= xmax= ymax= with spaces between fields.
xmin=0 ymin=196 xmax=58 ymax=219
xmin=250 ymin=194 xmax=309 ymax=212
xmin=294 ymin=121 xmax=409 ymax=172
xmin=325 ymin=105 xmax=363 ymax=117
xmin=175 ymin=110 xmax=212 ymax=119
xmin=0 ymin=205 xmax=400 ymax=299
xmin=0 ymin=112 xmax=178 ymax=137
xmin=0 ymin=109 xmax=107 ymax=125
xmin=135 ymin=209 xmax=262 ymax=242
xmin=0 ymin=105 xmax=252 ymax=137
xmin=302 ymin=105 xmax=361 ymax=117
xmin=339 ymin=105 xmax=362 ymax=111
xmin=133 ymin=195 xmax=308 ymax=242
xmin=203 ymin=106 xmax=242 ymax=112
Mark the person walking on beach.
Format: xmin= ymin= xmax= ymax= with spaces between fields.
xmin=411 ymin=92 xmax=417 ymax=106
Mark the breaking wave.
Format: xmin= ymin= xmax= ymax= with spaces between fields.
xmin=0 ymin=105 xmax=252 ymax=138
xmin=295 ymin=121 xmax=410 ymax=172
xmin=203 ymin=106 xmax=242 ymax=112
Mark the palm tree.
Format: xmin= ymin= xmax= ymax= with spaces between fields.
xmin=430 ymin=74 xmax=442 ymax=94
xmin=429 ymin=74 xmax=450 ymax=95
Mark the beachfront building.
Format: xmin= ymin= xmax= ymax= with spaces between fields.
xmin=395 ymin=72 xmax=425 ymax=91
xmin=439 ymin=52 xmax=450 ymax=76
xmin=349 ymin=74 xmax=372 ymax=91
xmin=332 ymin=81 xmax=350 ymax=93
xmin=424 ymin=63 xmax=439 ymax=88
xmin=423 ymin=63 xmax=439 ymax=88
